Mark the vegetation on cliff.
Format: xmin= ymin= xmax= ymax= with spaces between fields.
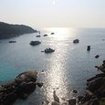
xmin=0 ymin=22 xmax=37 ymax=39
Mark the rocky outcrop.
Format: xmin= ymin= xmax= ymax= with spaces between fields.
xmin=43 ymin=34 xmax=48 ymax=37
xmin=87 ymin=45 xmax=91 ymax=51
xmin=30 ymin=41 xmax=41 ymax=46
xmin=78 ymin=61 xmax=105 ymax=105
xmin=0 ymin=71 xmax=43 ymax=105
xmin=0 ymin=22 xmax=37 ymax=39
xmin=95 ymin=60 xmax=105 ymax=73
xmin=73 ymin=39 xmax=79 ymax=44
xmin=68 ymin=99 xmax=76 ymax=105
xmin=51 ymin=32 xmax=54 ymax=35
xmin=95 ymin=55 xmax=100 ymax=59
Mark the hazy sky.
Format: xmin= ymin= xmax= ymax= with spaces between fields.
xmin=0 ymin=0 xmax=105 ymax=28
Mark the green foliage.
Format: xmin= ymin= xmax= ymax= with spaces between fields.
xmin=0 ymin=22 xmax=37 ymax=39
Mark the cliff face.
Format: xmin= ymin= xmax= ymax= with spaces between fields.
xmin=0 ymin=22 xmax=37 ymax=39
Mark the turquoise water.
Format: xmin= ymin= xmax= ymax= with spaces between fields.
xmin=0 ymin=28 xmax=105 ymax=105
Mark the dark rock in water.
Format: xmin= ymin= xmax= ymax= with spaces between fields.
xmin=103 ymin=60 xmax=105 ymax=64
xmin=0 ymin=71 xmax=38 ymax=105
xmin=95 ymin=55 xmax=100 ymax=59
xmin=87 ymin=45 xmax=91 ymax=51
xmin=30 ymin=41 xmax=41 ymax=46
xmin=16 ymin=82 xmax=36 ymax=99
xmin=87 ymin=73 xmax=105 ymax=82
xmin=87 ymin=77 xmax=104 ymax=92
xmin=96 ymin=73 xmax=105 ymax=77
xmin=44 ymin=48 xmax=55 ymax=53
xmin=73 ymin=39 xmax=79 ymax=44
xmin=51 ymin=32 xmax=54 ymax=35
xmin=41 ymin=70 xmax=44 ymax=72
xmin=36 ymin=35 xmax=41 ymax=37
xmin=9 ymin=41 xmax=16 ymax=43
xmin=43 ymin=34 xmax=48 ymax=37
xmin=37 ymin=83 xmax=43 ymax=88
xmin=68 ymin=99 xmax=76 ymax=105
xmin=87 ymin=76 xmax=98 ymax=82
xmin=73 ymin=90 xmax=78 ymax=93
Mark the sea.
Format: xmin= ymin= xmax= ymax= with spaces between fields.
xmin=0 ymin=28 xmax=105 ymax=105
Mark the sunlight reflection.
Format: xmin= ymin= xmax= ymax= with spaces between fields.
xmin=45 ymin=55 xmax=69 ymax=103
xmin=41 ymin=27 xmax=78 ymax=104
xmin=44 ymin=27 xmax=75 ymax=40
xmin=42 ymin=31 xmax=72 ymax=103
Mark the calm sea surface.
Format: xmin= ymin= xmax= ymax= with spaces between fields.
xmin=0 ymin=28 xmax=105 ymax=105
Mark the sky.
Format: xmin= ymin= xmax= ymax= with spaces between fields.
xmin=0 ymin=0 xmax=105 ymax=28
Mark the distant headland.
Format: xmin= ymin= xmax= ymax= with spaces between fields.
xmin=0 ymin=22 xmax=37 ymax=39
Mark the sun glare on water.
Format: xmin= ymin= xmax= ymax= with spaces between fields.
xmin=45 ymin=27 xmax=74 ymax=40
xmin=42 ymin=27 xmax=76 ymax=103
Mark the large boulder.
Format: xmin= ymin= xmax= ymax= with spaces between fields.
xmin=16 ymin=82 xmax=36 ymax=99
xmin=0 ymin=71 xmax=38 ymax=105
xmin=30 ymin=41 xmax=41 ymax=46
xmin=73 ymin=39 xmax=79 ymax=44
xmin=15 ymin=71 xmax=37 ymax=83
xmin=87 ymin=77 xmax=104 ymax=92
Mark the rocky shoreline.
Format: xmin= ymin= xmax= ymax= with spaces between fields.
xmin=0 ymin=22 xmax=37 ymax=39
xmin=0 ymin=71 xmax=43 ymax=105
xmin=1 ymin=61 xmax=105 ymax=105
xmin=78 ymin=60 xmax=105 ymax=105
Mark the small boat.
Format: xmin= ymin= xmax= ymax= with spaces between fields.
xmin=51 ymin=32 xmax=54 ymax=35
xmin=44 ymin=48 xmax=55 ymax=53
xmin=87 ymin=45 xmax=91 ymax=51
xmin=30 ymin=41 xmax=41 ymax=46
xmin=9 ymin=41 xmax=16 ymax=43
xmin=43 ymin=34 xmax=48 ymax=37
xmin=36 ymin=35 xmax=41 ymax=37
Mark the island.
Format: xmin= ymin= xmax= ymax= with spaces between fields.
xmin=0 ymin=22 xmax=37 ymax=39
xmin=30 ymin=41 xmax=41 ymax=46
xmin=43 ymin=34 xmax=48 ymax=37
xmin=73 ymin=39 xmax=79 ymax=44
